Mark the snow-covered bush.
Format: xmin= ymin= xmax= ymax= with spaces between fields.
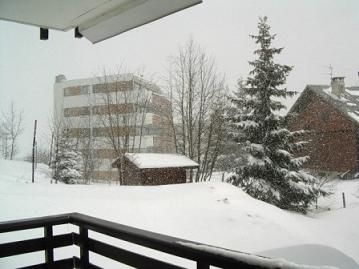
xmin=52 ymin=130 xmax=82 ymax=184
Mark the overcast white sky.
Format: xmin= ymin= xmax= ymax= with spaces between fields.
xmin=0 ymin=0 xmax=358 ymax=157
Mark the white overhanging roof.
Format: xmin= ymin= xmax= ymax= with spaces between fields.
xmin=115 ymin=153 xmax=199 ymax=169
xmin=0 ymin=0 xmax=202 ymax=43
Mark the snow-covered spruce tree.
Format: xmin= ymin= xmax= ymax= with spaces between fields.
xmin=217 ymin=79 xmax=248 ymax=172
xmin=52 ymin=130 xmax=82 ymax=184
xmin=228 ymin=17 xmax=324 ymax=213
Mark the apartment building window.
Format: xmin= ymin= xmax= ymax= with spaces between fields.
xmin=64 ymin=107 xmax=90 ymax=117
xmin=80 ymin=107 xmax=90 ymax=116
xmin=64 ymin=87 xmax=78 ymax=96
xmin=64 ymin=85 xmax=90 ymax=96
xmin=93 ymin=81 xmax=132 ymax=93
xmin=81 ymin=85 xmax=90 ymax=95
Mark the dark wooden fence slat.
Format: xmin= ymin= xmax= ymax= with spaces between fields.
xmin=0 ymin=233 xmax=74 ymax=258
xmin=85 ymin=237 xmax=186 ymax=269
xmin=44 ymin=225 xmax=54 ymax=265
xmin=79 ymin=226 xmax=89 ymax=269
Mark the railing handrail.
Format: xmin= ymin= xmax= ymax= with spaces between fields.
xmin=69 ymin=212 xmax=271 ymax=269
xmin=0 ymin=212 xmax=302 ymax=269
xmin=0 ymin=213 xmax=71 ymax=233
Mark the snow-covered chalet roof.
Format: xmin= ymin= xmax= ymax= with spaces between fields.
xmin=113 ymin=153 xmax=199 ymax=169
xmin=289 ymin=84 xmax=359 ymax=125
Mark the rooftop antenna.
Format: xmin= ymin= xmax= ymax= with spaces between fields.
xmin=320 ymin=64 xmax=334 ymax=80
xmin=328 ymin=64 xmax=333 ymax=79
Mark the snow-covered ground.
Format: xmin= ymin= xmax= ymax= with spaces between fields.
xmin=0 ymin=159 xmax=358 ymax=268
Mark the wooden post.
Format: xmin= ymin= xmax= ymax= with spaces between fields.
xmin=32 ymin=120 xmax=37 ymax=183
xmin=221 ymin=172 xmax=225 ymax=182
xmin=342 ymin=192 xmax=346 ymax=208
xmin=80 ymin=227 xmax=89 ymax=268
xmin=44 ymin=226 xmax=54 ymax=265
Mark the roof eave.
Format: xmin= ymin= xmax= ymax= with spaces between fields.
xmin=289 ymin=85 xmax=359 ymax=128
xmin=139 ymin=165 xmax=199 ymax=169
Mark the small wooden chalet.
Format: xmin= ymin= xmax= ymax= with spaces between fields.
xmin=112 ymin=153 xmax=199 ymax=185
xmin=288 ymin=77 xmax=359 ymax=175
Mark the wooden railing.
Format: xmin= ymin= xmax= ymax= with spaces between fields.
xmin=0 ymin=212 xmax=278 ymax=269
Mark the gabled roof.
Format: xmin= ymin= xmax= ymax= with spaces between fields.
xmin=112 ymin=153 xmax=199 ymax=169
xmin=289 ymin=84 xmax=359 ymax=126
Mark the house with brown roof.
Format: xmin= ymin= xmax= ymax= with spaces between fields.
xmin=112 ymin=153 xmax=199 ymax=185
xmin=288 ymin=77 xmax=359 ymax=176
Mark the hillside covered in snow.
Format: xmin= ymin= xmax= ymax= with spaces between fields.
xmin=0 ymin=159 xmax=358 ymax=268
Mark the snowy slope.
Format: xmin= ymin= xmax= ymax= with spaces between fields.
xmin=0 ymin=159 xmax=52 ymax=184
xmin=0 ymin=159 xmax=358 ymax=268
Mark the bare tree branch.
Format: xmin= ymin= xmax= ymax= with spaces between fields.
xmin=1 ymin=102 xmax=24 ymax=160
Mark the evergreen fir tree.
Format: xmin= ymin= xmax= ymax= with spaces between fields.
xmin=218 ymin=79 xmax=248 ymax=172
xmin=52 ymin=130 xmax=82 ymax=184
xmin=228 ymin=17 xmax=324 ymax=213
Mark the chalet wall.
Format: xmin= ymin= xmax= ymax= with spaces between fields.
xmin=142 ymin=168 xmax=186 ymax=185
xmin=290 ymin=93 xmax=358 ymax=172
xmin=122 ymin=159 xmax=143 ymax=185
xmin=121 ymin=158 xmax=186 ymax=185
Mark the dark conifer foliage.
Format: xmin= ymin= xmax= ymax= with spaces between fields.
xmin=228 ymin=17 xmax=325 ymax=213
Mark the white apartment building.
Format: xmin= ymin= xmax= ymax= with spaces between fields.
xmin=54 ymin=74 xmax=175 ymax=181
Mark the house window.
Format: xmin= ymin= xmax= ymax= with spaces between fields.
xmin=320 ymin=112 xmax=329 ymax=122
xmin=80 ymin=85 xmax=90 ymax=94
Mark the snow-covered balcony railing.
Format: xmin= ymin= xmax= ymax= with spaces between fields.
xmin=0 ymin=213 xmax=301 ymax=269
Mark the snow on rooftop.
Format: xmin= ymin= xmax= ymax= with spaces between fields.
xmin=318 ymin=86 xmax=359 ymax=124
xmin=348 ymin=112 xmax=359 ymax=123
xmin=323 ymin=87 xmax=338 ymax=99
xmin=322 ymin=87 xmax=348 ymax=102
xmin=345 ymin=89 xmax=359 ymax=96
xmin=124 ymin=153 xmax=199 ymax=169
